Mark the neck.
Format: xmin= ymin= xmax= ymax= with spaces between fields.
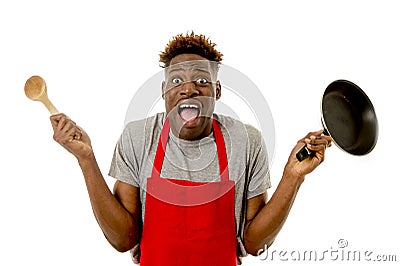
xmin=169 ymin=117 xmax=214 ymax=141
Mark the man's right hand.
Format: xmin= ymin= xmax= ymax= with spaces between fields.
xmin=50 ymin=113 xmax=93 ymax=161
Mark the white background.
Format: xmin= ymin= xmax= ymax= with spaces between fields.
xmin=1 ymin=0 xmax=399 ymax=265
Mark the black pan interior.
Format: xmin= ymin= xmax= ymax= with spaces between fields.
xmin=322 ymin=80 xmax=378 ymax=155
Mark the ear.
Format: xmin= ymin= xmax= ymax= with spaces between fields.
xmin=216 ymin=81 xmax=221 ymax=100
xmin=161 ymin=81 xmax=166 ymax=99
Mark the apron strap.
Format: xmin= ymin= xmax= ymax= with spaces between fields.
xmin=151 ymin=116 xmax=229 ymax=182
xmin=151 ymin=117 xmax=170 ymax=178
xmin=212 ymin=119 xmax=230 ymax=182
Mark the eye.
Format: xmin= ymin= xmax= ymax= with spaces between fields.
xmin=171 ymin=77 xmax=182 ymax=84
xmin=195 ymin=77 xmax=209 ymax=85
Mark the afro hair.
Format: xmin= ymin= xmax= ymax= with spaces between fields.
xmin=159 ymin=32 xmax=223 ymax=68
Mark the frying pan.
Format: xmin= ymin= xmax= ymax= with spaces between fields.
xmin=296 ymin=79 xmax=378 ymax=161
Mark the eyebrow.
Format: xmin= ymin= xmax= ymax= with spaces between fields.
xmin=168 ymin=67 xmax=212 ymax=75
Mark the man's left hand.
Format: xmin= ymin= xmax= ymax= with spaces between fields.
xmin=286 ymin=130 xmax=333 ymax=179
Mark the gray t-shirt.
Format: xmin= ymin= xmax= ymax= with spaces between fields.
xmin=108 ymin=112 xmax=271 ymax=257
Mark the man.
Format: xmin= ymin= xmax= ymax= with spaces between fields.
xmin=50 ymin=32 xmax=332 ymax=265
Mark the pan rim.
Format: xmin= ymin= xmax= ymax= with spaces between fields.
xmin=320 ymin=79 xmax=379 ymax=156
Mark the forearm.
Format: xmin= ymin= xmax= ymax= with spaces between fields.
xmin=78 ymin=154 xmax=139 ymax=252
xmin=244 ymin=169 xmax=304 ymax=255
xmin=50 ymin=114 xmax=139 ymax=251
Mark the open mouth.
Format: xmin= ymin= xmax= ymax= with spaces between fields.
xmin=178 ymin=103 xmax=201 ymax=123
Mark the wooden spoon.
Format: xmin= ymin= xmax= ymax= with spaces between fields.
xmin=24 ymin=75 xmax=59 ymax=115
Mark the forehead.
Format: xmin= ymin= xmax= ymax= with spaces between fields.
xmin=166 ymin=60 xmax=212 ymax=75
xmin=165 ymin=54 xmax=219 ymax=78
xmin=170 ymin=53 xmax=208 ymax=65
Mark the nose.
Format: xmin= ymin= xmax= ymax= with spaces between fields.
xmin=180 ymin=81 xmax=199 ymax=98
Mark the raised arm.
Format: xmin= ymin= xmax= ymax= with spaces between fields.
xmin=50 ymin=113 xmax=140 ymax=252
xmin=243 ymin=130 xmax=332 ymax=255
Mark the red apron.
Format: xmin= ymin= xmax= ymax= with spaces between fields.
xmin=139 ymin=117 xmax=237 ymax=266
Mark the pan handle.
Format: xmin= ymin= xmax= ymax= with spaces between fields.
xmin=296 ymin=144 xmax=313 ymax=161
xmin=296 ymin=126 xmax=329 ymax=161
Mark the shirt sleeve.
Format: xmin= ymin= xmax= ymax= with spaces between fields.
xmin=108 ymin=124 xmax=140 ymax=187
xmin=246 ymin=126 xmax=271 ymax=199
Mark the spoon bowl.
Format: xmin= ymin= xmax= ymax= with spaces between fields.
xmin=24 ymin=75 xmax=59 ymax=114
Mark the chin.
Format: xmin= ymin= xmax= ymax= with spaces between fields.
xmin=177 ymin=116 xmax=212 ymax=140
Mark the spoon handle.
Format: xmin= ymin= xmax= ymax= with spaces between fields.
xmin=40 ymin=96 xmax=59 ymax=115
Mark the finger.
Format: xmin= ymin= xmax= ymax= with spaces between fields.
xmin=306 ymin=135 xmax=330 ymax=147
xmin=56 ymin=116 xmax=76 ymax=134
xmin=50 ymin=113 xmax=66 ymax=131
xmin=307 ymin=137 xmax=333 ymax=153
xmin=64 ymin=123 xmax=83 ymax=143
xmin=317 ymin=135 xmax=333 ymax=148
xmin=50 ymin=113 xmax=66 ymax=121
xmin=50 ymin=116 xmax=58 ymax=131
xmin=305 ymin=137 xmax=330 ymax=146
xmin=57 ymin=127 xmax=81 ymax=144
xmin=306 ymin=129 xmax=324 ymax=138
xmin=321 ymin=135 xmax=333 ymax=141
xmin=324 ymin=135 xmax=333 ymax=146
xmin=61 ymin=120 xmax=77 ymax=135
xmin=306 ymin=143 xmax=328 ymax=164
xmin=72 ymin=127 xmax=82 ymax=141
xmin=55 ymin=115 xmax=68 ymax=132
xmin=306 ymin=142 xmax=327 ymax=152
xmin=53 ymin=117 xmax=80 ymax=144
xmin=299 ymin=129 xmax=324 ymax=143
xmin=312 ymin=129 xmax=324 ymax=136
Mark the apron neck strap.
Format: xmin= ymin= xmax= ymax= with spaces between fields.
xmin=212 ymin=118 xmax=229 ymax=182
xmin=151 ymin=116 xmax=230 ymax=182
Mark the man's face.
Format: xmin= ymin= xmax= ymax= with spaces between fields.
xmin=162 ymin=54 xmax=221 ymax=140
